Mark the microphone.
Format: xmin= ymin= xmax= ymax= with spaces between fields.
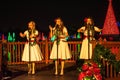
xmin=86 ymin=24 xmax=90 ymax=30
xmin=55 ymin=24 xmax=59 ymax=30
xmin=28 ymin=28 xmax=32 ymax=35
xmin=55 ymin=24 xmax=59 ymax=27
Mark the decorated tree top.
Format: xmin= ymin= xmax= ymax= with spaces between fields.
xmin=102 ymin=0 xmax=119 ymax=35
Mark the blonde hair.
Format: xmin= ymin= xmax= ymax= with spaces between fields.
xmin=28 ymin=21 xmax=36 ymax=29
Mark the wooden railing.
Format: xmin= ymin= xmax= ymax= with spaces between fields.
xmin=0 ymin=40 xmax=82 ymax=65
xmin=99 ymin=41 xmax=120 ymax=60
xmin=0 ymin=40 xmax=120 ymax=78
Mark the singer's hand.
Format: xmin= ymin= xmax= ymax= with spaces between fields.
xmin=98 ymin=29 xmax=102 ymax=32
xmin=58 ymin=35 xmax=66 ymax=39
xmin=77 ymin=29 xmax=84 ymax=32
xmin=19 ymin=32 xmax=25 ymax=38
xmin=49 ymin=25 xmax=53 ymax=31
xmin=30 ymin=35 xmax=33 ymax=38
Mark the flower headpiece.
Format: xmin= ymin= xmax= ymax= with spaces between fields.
xmin=84 ymin=17 xmax=88 ymax=22
xmin=84 ymin=17 xmax=92 ymax=23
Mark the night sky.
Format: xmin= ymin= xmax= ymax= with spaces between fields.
xmin=1 ymin=0 xmax=120 ymax=36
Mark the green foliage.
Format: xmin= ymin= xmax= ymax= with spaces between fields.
xmin=93 ymin=43 xmax=120 ymax=73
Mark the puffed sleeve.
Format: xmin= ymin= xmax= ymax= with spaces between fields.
xmin=24 ymin=30 xmax=29 ymax=40
xmin=63 ymin=27 xmax=68 ymax=33
xmin=34 ymin=30 xmax=38 ymax=36
xmin=77 ymin=26 xmax=85 ymax=32
xmin=24 ymin=30 xmax=28 ymax=35
xmin=94 ymin=26 xmax=102 ymax=32
xmin=63 ymin=27 xmax=68 ymax=36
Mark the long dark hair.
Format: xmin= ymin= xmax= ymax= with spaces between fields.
xmin=28 ymin=21 xmax=37 ymax=35
xmin=54 ymin=17 xmax=64 ymax=34
xmin=84 ymin=17 xmax=95 ymax=37
xmin=84 ymin=17 xmax=94 ymax=27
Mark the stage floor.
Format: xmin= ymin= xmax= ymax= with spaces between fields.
xmin=11 ymin=69 xmax=78 ymax=80
xmin=2 ymin=63 xmax=79 ymax=80
xmin=1 ymin=62 xmax=120 ymax=80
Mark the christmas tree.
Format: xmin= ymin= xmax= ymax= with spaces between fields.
xmin=102 ymin=0 xmax=119 ymax=35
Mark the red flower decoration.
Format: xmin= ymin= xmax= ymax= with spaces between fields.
xmin=84 ymin=17 xmax=88 ymax=22
xmin=93 ymin=68 xmax=101 ymax=74
xmin=89 ymin=66 xmax=94 ymax=71
xmin=78 ymin=72 xmax=86 ymax=80
xmin=94 ymin=74 xmax=102 ymax=80
xmin=82 ymin=64 xmax=89 ymax=71
xmin=86 ymin=70 xmax=92 ymax=76
xmin=91 ymin=62 xmax=98 ymax=68
xmin=78 ymin=61 xmax=102 ymax=80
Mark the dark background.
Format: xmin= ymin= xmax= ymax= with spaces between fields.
xmin=0 ymin=0 xmax=120 ymax=38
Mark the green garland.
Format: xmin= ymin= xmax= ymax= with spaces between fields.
xmin=93 ymin=43 xmax=120 ymax=73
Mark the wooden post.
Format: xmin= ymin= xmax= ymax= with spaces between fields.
xmin=113 ymin=65 xmax=117 ymax=77
xmin=110 ymin=64 xmax=113 ymax=78
xmin=45 ymin=39 xmax=49 ymax=64
xmin=0 ymin=41 xmax=2 ymax=72
xmin=106 ymin=61 xmax=109 ymax=77
xmin=91 ymin=40 xmax=97 ymax=58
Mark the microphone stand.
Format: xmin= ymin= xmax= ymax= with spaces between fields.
xmin=56 ymin=26 xmax=59 ymax=62
xmin=28 ymin=29 xmax=31 ymax=64
xmin=87 ymin=25 xmax=90 ymax=60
